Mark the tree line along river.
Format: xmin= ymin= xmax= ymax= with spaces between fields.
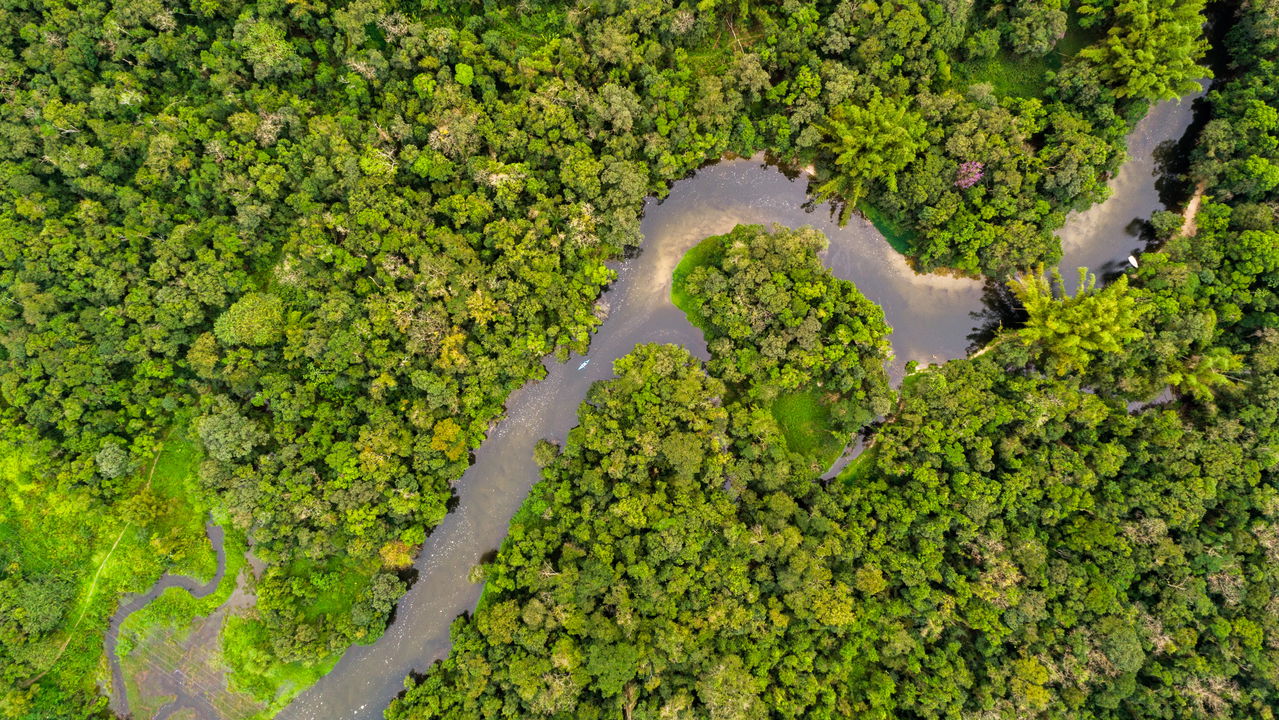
xmin=108 ymin=85 xmax=1205 ymax=720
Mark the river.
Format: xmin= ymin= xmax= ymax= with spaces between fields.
xmin=110 ymin=87 xmax=1203 ymax=719
xmin=272 ymin=87 xmax=1203 ymax=720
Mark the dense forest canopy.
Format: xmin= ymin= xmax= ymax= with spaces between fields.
xmin=387 ymin=2 xmax=1279 ymax=720
xmin=672 ymin=224 xmax=891 ymax=415
xmin=0 ymin=0 xmax=1264 ymax=717
xmin=385 ymin=233 xmax=907 ymax=718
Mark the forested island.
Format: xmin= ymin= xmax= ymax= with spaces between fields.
xmin=2 ymin=0 xmax=1278 ymax=719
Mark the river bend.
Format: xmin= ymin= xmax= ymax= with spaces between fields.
xmin=276 ymin=88 xmax=1203 ymax=720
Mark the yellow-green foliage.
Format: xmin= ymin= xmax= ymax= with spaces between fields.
xmin=1011 ymin=266 xmax=1147 ymax=375
xmin=222 ymin=615 xmax=341 ymax=714
xmin=0 ymin=426 xmax=212 ymax=719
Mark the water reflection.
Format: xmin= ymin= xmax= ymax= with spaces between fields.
xmin=1055 ymin=83 xmax=1207 ymax=293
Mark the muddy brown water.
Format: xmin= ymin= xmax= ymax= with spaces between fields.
xmin=111 ymin=87 xmax=1203 ymax=720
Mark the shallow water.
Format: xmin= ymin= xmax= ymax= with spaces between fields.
xmin=106 ymin=521 xmax=226 ymax=720
xmin=114 ymin=88 xmax=1203 ymax=720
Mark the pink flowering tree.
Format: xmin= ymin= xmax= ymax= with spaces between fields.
xmin=955 ymin=161 xmax=985 ymax=189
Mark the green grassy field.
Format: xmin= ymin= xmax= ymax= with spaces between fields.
xmin=670 ymin=234 xmax=726 ymax=331
xmin=283 ymin=555 xmax=382 ymax=623
xmin=950 ymin=19 xmax=1099 ymax=99
xmin=145 ymin=424 xmax=219 ymax=580
xmin=770 ymin=390 xmax=847 ymax=469
xmin=951 ymin=49 xmax=1054 ymax=98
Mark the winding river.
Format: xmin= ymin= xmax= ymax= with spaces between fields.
xmin=110 ymin=87 xmax=1203 ymax=719
xmin=276 ymin=88 xmax=1204 ymax=720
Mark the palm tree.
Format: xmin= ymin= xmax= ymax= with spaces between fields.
xmin=815 ymin=96 xmax=928 ymax=222
xmin=1010 ymin=266 xmax=1147 ymax=375
xmin=1164 ymin=347 xmax=1242 ymax=402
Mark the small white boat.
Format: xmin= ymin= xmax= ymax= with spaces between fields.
xmin=1127 ymin=255 xmax=1139 ymax=268
xmin=577 ymin=359 xmax=591 ymax=370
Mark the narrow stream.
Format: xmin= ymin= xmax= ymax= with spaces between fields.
xmin=106 ymin=520 xmax=226 ymax=719
xmin=271 ymin=89 xmax=1203 ymax=720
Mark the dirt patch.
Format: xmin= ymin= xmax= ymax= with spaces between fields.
xmin=1181 ymin=181 xmax=1208 ymax=237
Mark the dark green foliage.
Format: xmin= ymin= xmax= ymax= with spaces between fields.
xmin=387 ymin=343 xmax=862 ymax=719
xmin=846 ymin=351 xmax=1279 ymax=717
xmin=808 ymin=0 xmax=1205 ymax=277
xmin=388 ymin=4 xmax=1279 ymax=719
xmin=0 ymin=0 xmax=1243 ymax=711
xmin=1189 ymin=6 xmax=1279 ymax=202
xmin=675 ymin=224 xmax=889 ymax=468
xmin=2 ymin=0 xmax=769 ymax=683
xmin=195 ymin=398 xmax=266 ymax=464
xmin=1085 ymin=2 xmax=1279 ymax=403
xmin=673 ymin=224 xmax=892 ymax=414
xmin=390 ymin=329 xmax=1279 ymax=719
xmin=1008 ymin=1 xmax=1069 ymax=56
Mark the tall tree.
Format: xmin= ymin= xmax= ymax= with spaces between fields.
xmin=1011 ymin=267 xmax=1147 ymax=375
xmin=815 ymin=95 xmax=928 ymax=221
xmin=1079 ymin=0 xmax=1210 ymax=101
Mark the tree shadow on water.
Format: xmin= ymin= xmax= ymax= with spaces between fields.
xmin=967 ymin=279 xmax=1024 ymax=353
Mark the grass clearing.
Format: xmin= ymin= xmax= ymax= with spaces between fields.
xmin=951 ymin=49 xmax=1054 ymax=98
xmin=770 ymin=390 xmax=847 ymax=469
xmin=146 ymin=424 xmax=219 ymax=581
xmin=950 ymin=20 xmax=1099 ymax=99
xmin=671 ymin=234 xmax=726 ymax=331
xmin=0 ymin=421 xmax=212 ymax=715
xmin=899 ymin=368 xmax=931 ymax=397
xmin=285 ymin=555 xmax=381 ymax=622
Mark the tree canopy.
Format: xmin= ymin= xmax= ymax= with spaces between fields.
xmin=1079 ymin=0 xmax=1211 ymax=101
xmin=815 ymin=97 xmax=929 ymax=219
xmin=0 ymin=0 xmax=1253 ymax=715
xmin=387 ymin=4 xmax=1279 ymax=719
xmin=673 ymin=224 xmax=892 ymax=413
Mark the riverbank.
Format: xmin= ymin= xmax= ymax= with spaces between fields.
xmin=272 ymin=86 xmax=1204 ymax=720
xmin=1181 ymin=181 xmax=1209 ymax=237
